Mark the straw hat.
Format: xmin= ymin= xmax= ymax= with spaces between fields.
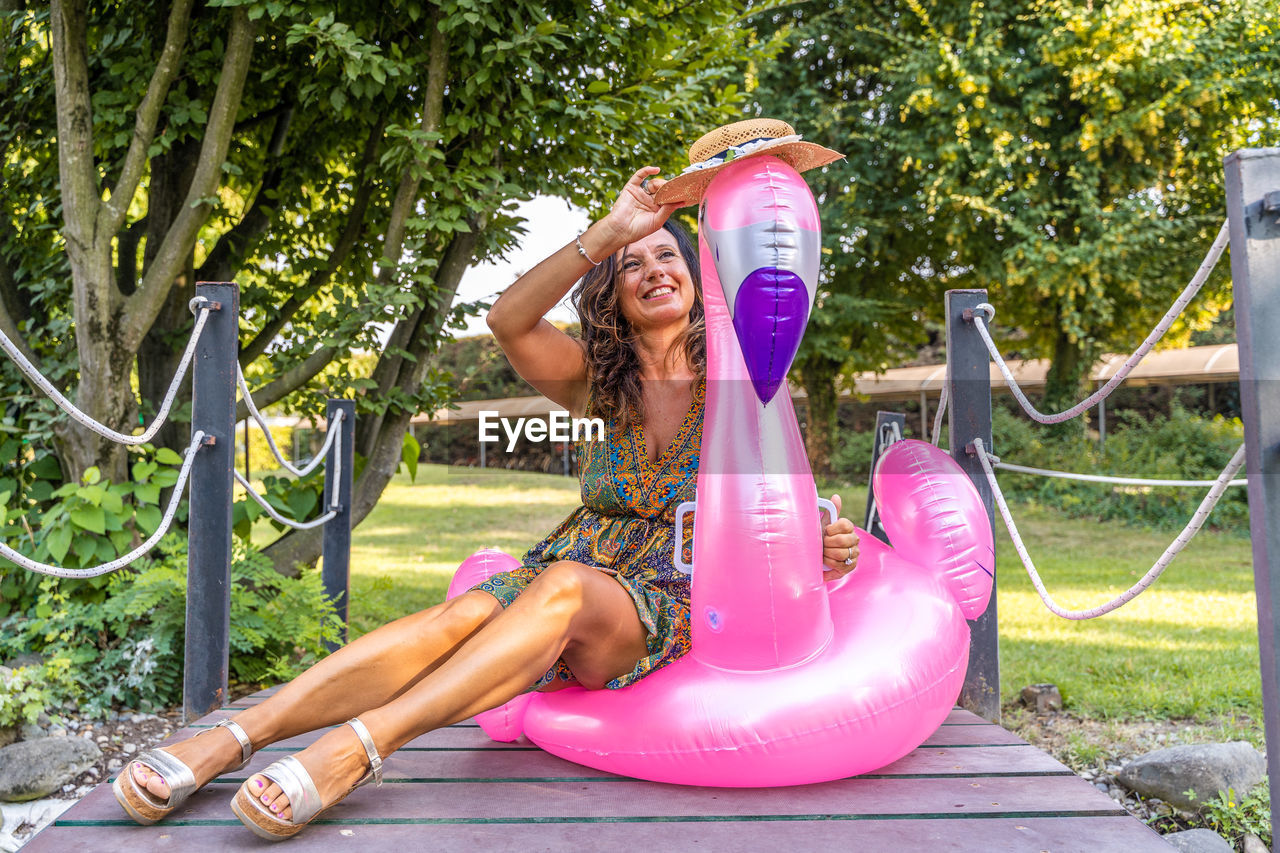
xmin=653 ymin=118 xmax=845 ymax=208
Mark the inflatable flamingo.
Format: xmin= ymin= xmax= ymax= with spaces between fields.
xmin=451 ymin=154 xmax=994 ymax=786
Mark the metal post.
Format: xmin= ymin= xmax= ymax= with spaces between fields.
xmin=1098 ymin=392 xmax=1107 ymax=451
xmin=919 ymin=390 xmax=928 ymax=437
xmin=322 ymin=399 xmax=355 ymax=651
xmin=863 ymin=411 xmax=906 ymax=544
xmin=946 ymin=289 xmax=999 ymax=722
xmin=184 ymin=281 xmax=238 ymax=723
xmin=1224 ymin=148 xmax=1280 ymax=803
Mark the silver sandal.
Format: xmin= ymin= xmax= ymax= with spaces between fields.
xmin=113 ymin=718 xmax=254 ymax=825
xmin=230 ymin=717 xmax=384 ymax=842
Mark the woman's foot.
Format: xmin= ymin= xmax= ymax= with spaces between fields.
xmin=242 ymin=723 xmax=374 ymax=822
xmin=130 ymin=722 xmax=251 ymax=800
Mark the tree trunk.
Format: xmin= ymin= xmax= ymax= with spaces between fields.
xmin=137 ymin=143 xmax=199 ymax=454
xmin=1041 ymin=327 xmax=1090 ymax=438
xmin=262 ymin=224 xmax=480 ymax=575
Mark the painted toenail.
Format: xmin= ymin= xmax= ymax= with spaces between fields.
xmin=254 ymin=779 xmax=263 ymax=789
xmin=262 ymin=794 xmax=271 ymax=803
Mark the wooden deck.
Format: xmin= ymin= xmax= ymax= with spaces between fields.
xmin=27 ymin=687 xmax=1171 ymax=852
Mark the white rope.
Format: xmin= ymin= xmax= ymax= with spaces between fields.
xmin=230 ymin=414 xmax=343 ymax=530
xmin=233 ymin=470 xmax=338 ymax=530
xmin=0 ymin=431 xmax=205 ymax=579
xmin=236 ymin=364 xmax=343 ymax=478
xmin=0 ymin=298 xmax=213 ymax=446
xmin=931 ymin=382 xmax=949 ymax=446
xmin=971 ymin=220 xmax=1230 ymax=425
xmin=972 ymin=437 xmax=1246 ymax=619
xmin=993 ymin=458 xmax=1248 ymax=488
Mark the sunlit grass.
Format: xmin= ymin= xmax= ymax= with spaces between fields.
xmin=342 ymin=465 xmax=1263 ymax=729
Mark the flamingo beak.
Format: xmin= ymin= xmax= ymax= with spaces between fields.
xmin=702 ymin=220 xmax=820 ymax=404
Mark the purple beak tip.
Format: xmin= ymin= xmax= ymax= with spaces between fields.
xmin=732 ymin=268 xmax=811 ymax=406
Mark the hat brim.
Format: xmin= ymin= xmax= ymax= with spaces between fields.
xmin=654 ymin=141 xmax=845 ymax=208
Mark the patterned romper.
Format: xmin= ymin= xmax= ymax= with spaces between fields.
xmin=471 ymin=379 xmax=703 ymax=691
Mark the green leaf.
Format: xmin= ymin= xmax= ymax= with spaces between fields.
xmin=152 ymin=469 xmax=180 ymax=488
xmin=401 ymin=432 xmax=420 ymax=482
xmin=81 ymin=466 xmax=102 ymax=486
xmin=155 ymin=447 xmax=183 ymax=465
xmin=586 ymin=79 xmax=610 ymax=94
xmin=45 ymin=524 xmax=72 ymax=563
xmin=134 ymin=505 xmax=162 ymax=536
xmin=70 ymin=506 xmax=106 ymax=534
xmin=134 ymin=482 xmax=161 ymax=505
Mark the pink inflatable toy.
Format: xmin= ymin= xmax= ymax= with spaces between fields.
xmin=452 ymin=155 xmax=993 ymax=785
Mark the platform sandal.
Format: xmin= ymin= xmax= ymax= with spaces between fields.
xmin=113 ymin=718 xmax=254 ymax=825
xmin=230 ymin=717 xmax=384 ymax=842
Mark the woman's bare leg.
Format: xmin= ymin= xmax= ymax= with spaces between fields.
xmin=132 ymin=589 xmax=503 ymax=800
xmin=250 ymin=561 xmax=649 ymax=821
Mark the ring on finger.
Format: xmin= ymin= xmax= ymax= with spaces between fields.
xmin=843 ymin=547 xmax=854 ymax=566
xmin=640 ymin=176 xmax=654 ymax=195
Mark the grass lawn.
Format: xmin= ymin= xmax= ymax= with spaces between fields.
xmin=341 ymin=465 xmax=1264 ymax=742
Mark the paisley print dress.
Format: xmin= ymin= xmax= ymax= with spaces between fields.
xmin=471 ymin=379 xmax=703 ymax=691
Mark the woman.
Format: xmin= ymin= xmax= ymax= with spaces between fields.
xmin=114 ymin=166 xmax=860 ymax=840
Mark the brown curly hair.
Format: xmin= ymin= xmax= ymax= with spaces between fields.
xmin=571 ymin=219 xmax=706 ymax=430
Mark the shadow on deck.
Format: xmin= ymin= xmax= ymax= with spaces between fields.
xmin=26 ymin=687 xmax=1171 ymax=851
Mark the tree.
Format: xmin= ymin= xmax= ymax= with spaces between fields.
xmin=1 ymin=0 xmax=781 ymax=572
xmin=755 ymin=0 xmax=1280 ymax=454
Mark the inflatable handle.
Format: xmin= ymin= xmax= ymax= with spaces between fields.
xmin=816 ymin=496 xmax=837 ymax=529
xmin=674 ymin=496 xmax=840 ymax=576
xmin=673 ymin=501 xmax=696 ymax=575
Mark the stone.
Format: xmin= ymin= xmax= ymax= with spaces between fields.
xmin=0 ymin=730 xmax=14 ymax=751
xmin=1116 ymin=742 xmax=1266 ymax=811
xmin=1241 ymin=834 xmax=1270 ymax=853
xmin=1019 ymin=683 xmax=1063 ymax=714
xmin=1161 ymin=829 xmax=1234 ymax=853
xmin=18 ymin=724 xmax=44 ymax=742
xmin=0 ymin=737 xmax=100 ymax=802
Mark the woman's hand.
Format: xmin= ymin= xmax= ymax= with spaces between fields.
xmin=594 ymin=166 xmax=680 ymax=250
xmin=822 ymin=493 xmax=859 ymax=583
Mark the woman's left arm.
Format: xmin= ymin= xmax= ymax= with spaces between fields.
xmin=821 ymin=493 xmax=859 ymax=583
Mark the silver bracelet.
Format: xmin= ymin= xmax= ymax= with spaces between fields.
xmin=575 ymin=232 xmax=602 ymax=266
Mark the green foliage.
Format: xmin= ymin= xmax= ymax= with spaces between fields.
xmin=0 ymin=0 xmax=781 ymax=505
xmin=0 ymin=444 xmax=184 ymax=617
xmin=0 ymin=657 xmax=76 ymax=729
xmin=0 ymin=540 xmax=340 ymax=715
xmin=232 ymin=469 xmax=325 ymax=540
xmin=990 ymin=403 xmax=1248 ymax=532
xmin=756 ymin=0 xmax=1280 ymax=446
xmin=1181 ymin=781 xmax=1271 ymax=849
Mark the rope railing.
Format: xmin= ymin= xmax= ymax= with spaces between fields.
xmin=0 ymin=298 xmax=214 ymax=446
xmin=237 ymin=365 xmax=343 ymax=478
xmin=233 ymin=470 xmax=339 ymax=530
xmin=930 ymin=381 xmax=949 ymax=446
xmin=231 ymin=419 xmax=344 ymax=531
xmin=971 ymin=437 xmax=1246 ymax=619
xmin=0 ymin=431 xmax=205 ymax=579
xmin=971 ymin=220 xmax=1230 ymax=425
xmin=992 ymin=457 xmax=1248 ymax=488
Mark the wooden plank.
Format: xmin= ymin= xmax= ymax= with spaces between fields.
xmin=188 ymin=715 xmax=1028 ymax=750
xmin=63 ymin=774 xmax=1123 ymax=822
xmin=26 ymin=816 xmax=1172 ymax=853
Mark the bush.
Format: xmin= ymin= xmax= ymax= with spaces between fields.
xmin=991 ymin=403 xmax=1248 ymax=533
xmin=0 ymin=538 xmax=341 ymax=716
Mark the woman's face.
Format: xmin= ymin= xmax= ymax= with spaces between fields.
xmin=615 ymin=229 xmax=696 ymax=334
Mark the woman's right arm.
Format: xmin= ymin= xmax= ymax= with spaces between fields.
xmin=486 ymin=167 xmax=676 ymax=414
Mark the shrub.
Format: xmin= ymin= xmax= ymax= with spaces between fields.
xmin=0 ymin=538 xmax=341 ymax=716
